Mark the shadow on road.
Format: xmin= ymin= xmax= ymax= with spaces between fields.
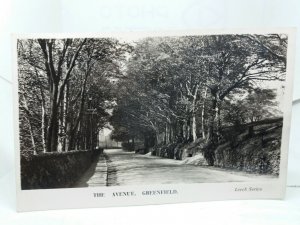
xmin=73 ymin=154 xmax=101 ymax=188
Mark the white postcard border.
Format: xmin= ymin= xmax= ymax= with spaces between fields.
xmin=13 ymin=28 xmax=296 ymax=212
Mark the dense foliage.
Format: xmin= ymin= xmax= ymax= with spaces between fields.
xmin=110 ymin=34 xmax=287 ymax=166
xmin=18 ymin=34 xmax=287 ymax=169
xmin=18 ymin=38 xmax=131 ymax=155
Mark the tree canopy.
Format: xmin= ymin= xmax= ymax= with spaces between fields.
xmin=109 ymin=34 xmax=287 ymax=165
xmin=18 ymin=34 xmax=287 ymax=167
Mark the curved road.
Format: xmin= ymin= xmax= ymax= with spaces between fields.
xmin=74 ymin=149 xmax=275 ymax=187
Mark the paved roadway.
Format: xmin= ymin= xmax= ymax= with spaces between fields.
xmin=74 ymin=149 xmax=275 ymax=187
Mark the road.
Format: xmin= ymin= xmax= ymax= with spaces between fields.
xmin=74 ymin=149 xmax=275 ymax=187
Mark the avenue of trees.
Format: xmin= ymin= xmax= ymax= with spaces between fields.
xmin=18 ymin=34 xmax=287 ymax=167
xmin=18 ymin=38 xmax=131 ymax=155
xmin=110 ymin=34 xmax=287 ymax=165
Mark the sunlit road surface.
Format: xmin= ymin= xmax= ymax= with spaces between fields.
xmin=75 ymin=149 xmax=276 ymax=187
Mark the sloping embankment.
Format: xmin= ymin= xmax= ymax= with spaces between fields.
xmin=153 ymin=119 xmax=282 ymax=175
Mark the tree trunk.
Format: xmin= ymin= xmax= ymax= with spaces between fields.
xmin=205 ymin=93 xmax=220 ymax=166
xmin=40 ymin=92 xmax=47 ymax=153
xmin=192 ymin=111 xmax=197 ymax=142
xmin=29 ymin=124 xmax=36 ymax=155
xmin=46 ymin=84 xmax=59 ymax=152
xmin=183 ymin=119 xmax=189 ymax=142
xmin=38 ymin=39 xmax=86 ymax=153
xmin=22 ymin=95 xmax=37 ymax=155
xmin=65 ymin=122 xmax=71 ymax=151
xmin=169 ymin=123 xmax=174 ymax=143
xmin=182 ymin=122 xmax=186 ymax=141
xmin=35 ymin=67 xmax=47 ymax=153
xmin=155 ymin=132 xmax=159 ymax=146
xmin=216 ymin=101 xmax=221 ymax=141
xmin=207 ymin=95 xmax=217 ymax=143
xmin=201 ymin=88 xmax=208 ymax=139
xmin=67 ymin=68 xmax=89 ymax=151
xmin=61 ymin=83 xmax=68 ymax=151
xmin=132 ymin=137 xmax=135 ymax=150
xmin=178 ymin=121 xmax=184 ymax=143
xmin=57 ymin=93 xmax=65 ymax=153
xmin=190 ymin=84 xmax=199 ymax=142
xmin=165 ymin=123 xmax=169 ymax=145
xmin=187 ymin=118 xmax=191 ymax=142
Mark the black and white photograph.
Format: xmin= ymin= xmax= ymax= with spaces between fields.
xmin=1 ymin=0 xmax=299 ymax=221
xmin=16 ymin=31 xmax=290 ymax=191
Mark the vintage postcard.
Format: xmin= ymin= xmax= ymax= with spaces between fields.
xmin=13 ymin=28 xmax=296 ymax=211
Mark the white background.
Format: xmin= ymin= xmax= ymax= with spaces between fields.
xmin=1 ymin=0 xmax=300 ymax=224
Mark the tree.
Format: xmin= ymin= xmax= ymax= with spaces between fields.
xmin=18 ymin=38 xmax=131 ymax=154
xmin=36 ymin=39 xmax=86 ymax=152
xmin=109 ymin=34 xmax=287 ymax=165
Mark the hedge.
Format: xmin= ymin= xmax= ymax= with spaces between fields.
xmin=21 ymin=148 xmax=103 ymax=189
